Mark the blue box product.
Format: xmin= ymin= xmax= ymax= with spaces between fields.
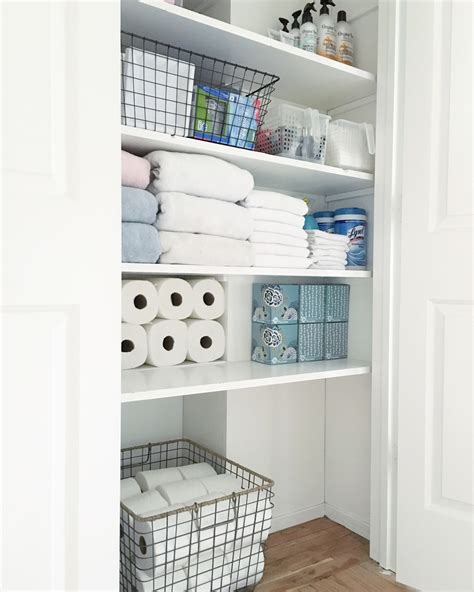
xmin=299 ymin=285 xmax=326 ymax=323
xmin=298 ymin=323 xmax=324 ymax=362
xmin=325 ymin=284 xmax=350 ymax=322
xmin=252 ymin=284 xmax=300 ymax=325
xmin=251 ymin=322 xmax=298 ymax=365
xmin=324 ymin=322 xmax=348 ymax=360
xmin=225 ymin=93 xmax=260 ymax=149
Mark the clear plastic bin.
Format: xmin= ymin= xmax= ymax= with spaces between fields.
xmin=325 ymin=119 xmax=375 ymax=173
xmin=256 ymin=104 xmax=331 ymax=164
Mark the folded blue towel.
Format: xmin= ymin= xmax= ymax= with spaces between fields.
xmin=122 ymin=223 xmax=161 ymax=263
xmin=122 ymin=186 xmax=158 ymax=224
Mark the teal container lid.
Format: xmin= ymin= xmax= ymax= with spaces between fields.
xmin=313 ymin=211 xmax=335 ymax=218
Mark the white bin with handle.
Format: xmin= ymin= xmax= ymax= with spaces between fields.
xmin=325 ymin=119 xmax=375 ymax=173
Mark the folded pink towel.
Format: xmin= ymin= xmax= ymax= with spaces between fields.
xmin=122 ymin=150 xmax=151 ymax=189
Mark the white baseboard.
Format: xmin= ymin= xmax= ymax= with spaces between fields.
xmin=324 ymin=503 xmax=370 ymax=540
xmin=271 ymin=503 xmax=325 ymax=533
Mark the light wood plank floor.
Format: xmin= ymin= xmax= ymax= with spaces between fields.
xmin=255 ymin=518 xmax=412 ymax=592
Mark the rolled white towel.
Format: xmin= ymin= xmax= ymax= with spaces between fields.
xmin=146 ymin=151 xmax=254 ymax=202
xmin=249 ymin=231 xmax=308 ymax=249
xmin=135 ymin=467 xmax=183 ymax=492
xmin=253 ymin=220 xmax=307 ymax=239
xmin=200 ymin=474 xmax=243 ymax=496
xmin=241 ymin=189 xmax=308 ymax=216
xmin=178 ymin=462 xmax=217 ymax=480
xmin=254 ymin=254 xmax=312 ymax=269
xmin=157 ymin=478 xmax=207 ymax=505
xmin=155 ymin=192 xmax=253 ymax=240
xmin=254 ymin=242 xmax=310 ymax=258
xmin=247 ymin=207 xmax=304 ymax=228
xmin=120 ymin=477 xmax=142 ymax=501
xmin=122 ymin=490 xmax=169 ymax=515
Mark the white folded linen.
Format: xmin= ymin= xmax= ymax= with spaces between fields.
xmin=253 ymin=220 xmax=307 ymax=239
xmin=310 ymin=252 xmax=348 ymax=262
xmin=146 ymin=151 xmax=254 ymax=202
xmin=311 ymin=262 xmax=346 ymax=270
xmin=247 ymin=207 xmax=304 ymax=228
xmin=159 ymin=231 xmax=255 ymax=267
xmin=309 ymin=245 xmax=349 ymax=254
xmin=254 ymin=242 xmax=310 ymax=258
xmin=241 ymin=189 xmax=308 ymax=215
xmin=155 ymin=192 xmax=253 ymax=240
xmin=306 ymin=229 xmax=349 ymax=244
xmin=311 ymin=255 xmax=347 ymax=265
xmin=249 ymin=231 xmax=308 ymax=249
xmin=254 ymin=254 xmax=312 ymax=269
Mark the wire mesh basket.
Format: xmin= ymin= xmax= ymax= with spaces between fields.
xmin=121 ymin=32 xmax=280 ymax=150
xmin=256 ymin=104 xmax=331 ymax=164
xmin=120 ymin=439 xmax=274 ymax=592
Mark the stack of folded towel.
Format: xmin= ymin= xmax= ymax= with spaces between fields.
xmin=240 ymin=190 xmax=311 ymax=269
xmin=307 ymin=229 xmax=349 ymax=270
xmin=122 ymin=150 xmax=161 ymax=263
xmin=145 ymin=151 xmax=255 ymax=267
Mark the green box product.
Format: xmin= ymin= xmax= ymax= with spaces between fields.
xmin=299 ymin=285 xmax=326 ymax=323
xmin=325 ymin=284 xmax=350 ymax=322
xmin=192 ymin=85 xmax=228 ymax=142
xmin=251 ymin=322 xmax=298 ymax=365
xmin=298 ymin=323 xmax=324 ymax=362
xmin=324 ymin=322 xmax=348 ymax=360
xmin=252 ymin=283 xmax=300 ymax=324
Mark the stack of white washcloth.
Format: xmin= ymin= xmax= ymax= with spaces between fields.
xmin=121 ymin=462 xmax=270 ymax=592
xmin=145 ymin=151 xmax=255 ymax=267
xmin=240 ymin=190 xmax=311 ymax=269
xmin=307 ymin=230 xmax=349 ymax=270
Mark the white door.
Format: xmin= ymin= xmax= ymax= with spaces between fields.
xmin=396 ymin=1 xmax=473 ymax=590
xmin=1 ymin=2 xmax=121 ymax=589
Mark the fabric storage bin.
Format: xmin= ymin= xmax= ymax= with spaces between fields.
xmin=299 ymin=285 xmax=326 ymax=323
xmin=120 ymin=439 xmax=274 ymax=592
xmin=298 ymin=323 xmax=324 ymax=362
xmin=121 ymin=46 xmax=195 ymax=135
xmin=252 ymin=284 xmax=299 ymax=324
xmin=324 ymin=322 xmax=348 ymax=360
xmin=325 ymin=284 xmax=350 ymax=322
xmin=325 ymin=119 xmax=375 ymax=173
xmin=251 ymin=322 xmax=298 ymax=364
xmin=256 ymin=104 xmax=331 ymax=164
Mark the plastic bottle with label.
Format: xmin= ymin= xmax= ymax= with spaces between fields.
xmin=300 ymin=2 xmax=318 ymax=53
xmin=335 ymin=10 xmax=354 ymax=65
xmin=317 ymin=0 xmax=337 ymax=60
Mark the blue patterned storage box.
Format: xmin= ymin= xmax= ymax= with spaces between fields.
xmin=324 ymin=322 xmax=348 ymax=359
xmin=299 ymin=285 xmax=326 ymax=323
xmin=252 ymin=284 xmax=300 ymax=324
xmin=251 ymin=322 xmax=298 ymax=364
xmin=298 ymin=323 xmax=324 ymax=362
xmin=325 ymin=284 xmax=350 ymax=322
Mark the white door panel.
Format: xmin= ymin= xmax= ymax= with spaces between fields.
xmin=1 ymin=2 xmax=120 ymax=589
xmin=396 ymin=1 xmax=473 ymax=590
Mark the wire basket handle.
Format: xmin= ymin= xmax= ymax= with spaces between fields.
xmin=191 ymin=493 xmax=239 ymax=531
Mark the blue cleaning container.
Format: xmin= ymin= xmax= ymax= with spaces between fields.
xmin=334 ymin=207 xmax=367 ymax=269
xmin=303 ymin=213 xmax=318 ymax=230
xmin=313 ymin=211 xmax=335 ymax=233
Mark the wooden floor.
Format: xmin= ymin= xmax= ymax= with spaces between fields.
xmin=255 ymin=518 xmax=412 ymax=592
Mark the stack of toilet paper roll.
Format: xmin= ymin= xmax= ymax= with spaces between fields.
xmin=122 ymin=277 xmax=226 ymax=369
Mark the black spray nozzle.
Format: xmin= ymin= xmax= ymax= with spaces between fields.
xmin=302 ymin=2 xmax=316 ymax=23
xmin=279 ymin=17 xmax=290 ymax=32
xmin=291 ymin=9 xmax=302 ymax=29
xmin=320 ymin=0 xmax=336 ymax=10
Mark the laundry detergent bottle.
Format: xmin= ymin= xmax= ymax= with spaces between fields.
xmin=301 ymin=2 xmax=317 ymax=53
xmin=317 ymin=0 xmax=337 ymax=59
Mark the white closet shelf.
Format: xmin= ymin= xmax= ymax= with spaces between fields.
xmin=122 ymin=263 xmax=372 ymax=279
xmin=121 ymin=0 xmax=376 ymax=109
xmin=122 ymin=359 xmax=371 ymax=402
xmin=122 ymin=128 xmax=374 ymax=196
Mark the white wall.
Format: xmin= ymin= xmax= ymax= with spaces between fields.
xmin=121 ymin=397 xmax=183 ymax=447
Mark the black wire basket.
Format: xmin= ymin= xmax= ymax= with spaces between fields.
xmin=121 ymin=31 xmax=280 ymax=151
xmin=120 ymin=439 xmax=274 ymax=592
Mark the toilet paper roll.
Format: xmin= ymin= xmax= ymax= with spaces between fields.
xmin=122 ymin=490 xmax=169 ymax=516
xmin=120 ymin=477 xmax=142 ymax=501
xmin=229 ymin=543 xmax=265 ymax=589
xmin=122 ymin=280 xmax=159 ymax=324
xmin=157 ymin=478 xmax=207 ymax=505
xmin=189 ymin=278 xmax=225 ymax=320
xmin=200 ymin=474 xmax=243 ymax=496
xmin=186 ymin=320 xmax=225 ymax=363
xmin=122 ymin=323 xmax=147 ymax=369
xmin=153 ymin=278 xmax=194 ymax=320
xmin=144 ymin=319 xmax=187 ymax=367
xmin=185 ymin=548 xmax=232 ymax=592
xmin=135 ymin=467 xmax=183 ymax=492
xmin=236 ymin=490 xmax=272 ymax=548
xmin=178 ymin=462 xmax=217 ymax=481
xmin=134 ymin=568 xmax=187 ymax=592
xmin=189 ymin=493 xmax=237 ymax=553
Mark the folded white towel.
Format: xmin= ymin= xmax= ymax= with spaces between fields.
xmin=241 ymin=189 xmax=308 ymax=216
xmin=311 ymin=262 xmax=346 ymax=270
xmin=254 ymin=242 xmax=310 ymax=258
xmin=159 ymin=231 xmax=255 ymax=267
xmin=247 ymin=207 xmax=304 ymax=228
xmin=146 ymin=151 xmax=254 ymax=202
xmin=311 ymin=255 xmax=348 ymax=265
xmin=253 ymin=220 xmax=307 ymax=239
xmin=249 ymin=231 xmax=308 ymax=249
xmin=254 ymin=254 xmax=312 ymax=269
xmin=306 ymin=229 xmax=349 ymax=244
xmin=309 ymin=245 xmax=348 ymax=254
xmin=155 ymin=192 xmax=253 ymax=240
xmin=310 ymin=250 xmax=348 ymax=261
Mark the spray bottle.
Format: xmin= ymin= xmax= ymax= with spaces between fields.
xmin=317 ymin=0 xmax=337 ymax=59
xmin=289 ymin=10 xmax=302 ymax=47
xmin=300 ymin=2 xmax=317 ymax=53
xmin=335 ymin=10 xmax=353 ymax=65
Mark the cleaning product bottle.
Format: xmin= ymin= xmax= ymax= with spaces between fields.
xmin=279 ymin=17 xmax=290 ymax=32
xmin=289 ymin=10 xmax=302 ymax=47
xmin=317 ymin=0 xmax=337 ymax=59
xmin=335 ymin=10 xmax=353 ymax=65
xmin=300 ymin=2 xmax=317 ymax=53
